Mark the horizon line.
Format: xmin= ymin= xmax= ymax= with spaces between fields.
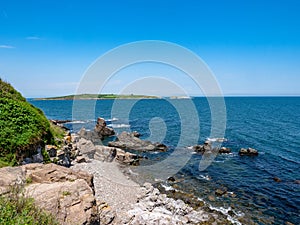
xmin=26 ymin=94 xmax=300 ymax=99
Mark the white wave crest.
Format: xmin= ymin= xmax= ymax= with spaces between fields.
xmin=109 ymin=124 xmax=130 ymax=128
xmin=106 ymin=117 xmax=119 ymax=122
xmin=161 ymin=184 xmax=175 ymax=191
xmin=66 ymin=120 xmax=86 ymax=124
xmin=206 ymin=137 xmax=228 ymax=142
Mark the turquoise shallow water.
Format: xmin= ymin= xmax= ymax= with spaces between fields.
xmin=30 ymin=97 xmax=300 ymax=224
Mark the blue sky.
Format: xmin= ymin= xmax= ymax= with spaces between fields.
xmin=0 ymin=0 xmax=300 ymax=97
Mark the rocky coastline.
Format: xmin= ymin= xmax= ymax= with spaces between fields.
xmin=0 ymin=117 xmax=264 ymax=225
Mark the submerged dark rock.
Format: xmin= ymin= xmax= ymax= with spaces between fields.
xmin=215 ymin=188 xmax=227 ymax=196
xmin=273 ymin=177 xmax=282 ymax=182
xmin=108 ymin=131 xmax=168 ymax=152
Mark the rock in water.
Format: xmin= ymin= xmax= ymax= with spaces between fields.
xmin=239 ymin=147 xmax=259 ymax=156
xmin=192 ymin=141 xmax=212 ymax=154
xmin=219 ymin=147 xmax=231 ymax=154
xmin=78 ymin=117 xmax=115 ymax=141
xmin=108 ymin=131 xmax=167 ymax=152
xmin=215 ymin=187 xmax=227 ymax=196
xmin=273 ymin=177 xmax=282 ymax=182
xmin=94 ymin=117 xmax=115 ymax=137
xmin=132 ymin=131 xmax=141 ymax=138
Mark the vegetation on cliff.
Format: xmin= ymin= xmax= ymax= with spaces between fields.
xmin=0 ymin=79 xmax=57 ymax=167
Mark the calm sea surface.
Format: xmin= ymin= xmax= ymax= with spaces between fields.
xmin=30 ymin=97 xmax=300 ymax=224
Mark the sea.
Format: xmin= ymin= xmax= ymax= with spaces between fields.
xmin=29 ymin=97 xmax=300 ymax=225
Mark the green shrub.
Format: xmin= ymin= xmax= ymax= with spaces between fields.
xmin=0 ymin=78 xmax=26 ymax=102
xmin=49 ymin=122 xmax=66 ymax=142
xmin=0 ymin=79 xmax=55 ymax=166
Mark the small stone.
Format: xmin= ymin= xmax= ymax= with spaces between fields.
xmin=285 ymin=222 xmax=294 ymax=225
xmin=273 ymin=177 xmax=282 ymax=182
xmin=76 ymin=156 xmax=87 ymax=163
xmin=219 ymin=147 xmax=231 ymax=154
xmin=167 ymin=176 xmax=176 ymax=182
xmin=215 ymin=188 xmax=227 ymax=196
xmin=45 ymin=145 xmax=58 ymax=157
xmin=132 ymin=131 xmax=141 ymax=137
xmin=208 ymin=195 xmax=216 ymax=201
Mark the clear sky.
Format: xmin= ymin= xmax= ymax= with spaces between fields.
xmin=0 ymin=0 xmax=300 ymax=97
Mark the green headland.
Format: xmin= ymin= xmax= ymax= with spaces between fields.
xmin=35 ymin=94 xmax=160 ymax=100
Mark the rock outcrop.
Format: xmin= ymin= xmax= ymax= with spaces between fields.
xmin=108 ymin=131 xmax=167 ymax=152
xmin=239 ymin=147 xmax=258 ymax=156
xmin=0 ymin=163 xmax=98 ymax=225
xmin=74 ymin=137 xmax=139 ymax=165
xmin=193 ymin=141 xmax=231 ymax=154
xmin=78 ymin=118 xmax=115 ymax=142
xmin=94 ymin=117 xmax=115 ymax=137
xmin=0 ymin=166 xmax=24 ymax=195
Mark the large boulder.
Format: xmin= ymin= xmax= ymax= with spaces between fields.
xmin=0 ymin=163 xmax=98 ymax=225
xmin=24 ymin=163 xmax=94 ymax=190
xmin=94 ymin=117 xmax=115 ymax=137
xmin=26 ymin=180 xmax=97 ymax=225
xmin=239 ymin=148 xmax=258 ymax=156
xmin=115 ymin=148 xmax=140 ymax=165
xmin=75 ymin=138 xmax=139 ymax=165
xmin=0 ymin=166 xmax=24 ymax=195
xmin=94 ymin=145 xmax=117 ymax=162
xmin=78 ymin=118 xmax=115 ymax=142
xmin=77 ymin=138 xmax=96 ymax=159
xmin=108 ymin=131 xmax=168 ymax=152
xmin=78 ymin=127 xmax=102 ymax=142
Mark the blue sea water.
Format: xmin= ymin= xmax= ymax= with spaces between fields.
xmin=30 ymin=97 xmax=300 ymax=224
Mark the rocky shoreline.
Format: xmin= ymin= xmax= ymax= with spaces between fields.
xmin=0 ymin=141 xmax=230 ymax=224
xmin=0 ymin=117 xmax=259 ymax=224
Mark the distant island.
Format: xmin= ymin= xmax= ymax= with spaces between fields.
xmin=34 ymin=94 xmax=161 ymax=100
